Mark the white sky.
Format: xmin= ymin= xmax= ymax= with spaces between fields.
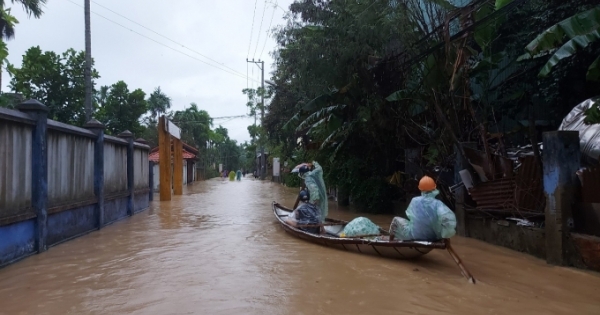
xmin=3 ymin=0 xmax=294 ymax=143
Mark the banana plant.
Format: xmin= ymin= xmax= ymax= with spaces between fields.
xmin=518 ymin=7 xmax=600 ymax=81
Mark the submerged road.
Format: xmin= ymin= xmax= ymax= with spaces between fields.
xmin=0 ymin=177 xmax=599 ymax=315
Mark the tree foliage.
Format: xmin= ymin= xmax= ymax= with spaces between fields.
xmin=261 ymin=0 xmax=600 ymax=212
xmin=7 ymin=46 xmax=100 ymax=126
xmin=96 ymin=81 xmax=148 ymax=135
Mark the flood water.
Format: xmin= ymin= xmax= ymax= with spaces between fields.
xmin=1 ymin=177 xmax=600 ymax=315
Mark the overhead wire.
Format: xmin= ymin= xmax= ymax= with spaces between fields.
xmin=259 ymin=0 xmax=278 ymax=59
xmin=253 ymin=0 xmax=269 ymax=59
xmin=90 ymin=0 xmax=250 ymax=79
xmin=66 ymin=0 xmax=259 ymax=83
xmin=247 ymin=0 xmax=259 ymax=57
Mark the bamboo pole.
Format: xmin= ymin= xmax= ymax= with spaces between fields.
xmin=444 ymin=239 xmax=476 ymax=284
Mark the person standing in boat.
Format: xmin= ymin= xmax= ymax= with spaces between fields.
xmin=285 ymin=189 xmax=321 ymax=234
xmin=338 ymin=176 xmax=456 ymax=241
xmin=297 ymin=161 xmax=328 ymax=223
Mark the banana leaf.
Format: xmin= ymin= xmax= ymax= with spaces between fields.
xmin=519 ymin=7 xmax=600 ymax=79
xmin=587 ymin=55 xmax=600 ymax=81
xmin=538 ymin=30 xmax=600 ymax=77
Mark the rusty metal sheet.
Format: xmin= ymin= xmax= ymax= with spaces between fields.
xmin=515 ymin=156 xmax=545 ymax=213
xmin=469 ymin=179 xmax=516 ymax=210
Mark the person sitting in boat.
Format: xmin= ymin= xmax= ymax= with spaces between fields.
xmin=285 ymin=189 xmax=322 ymax=234
xmin=389 ymin=175 xmax=457 ymax=241
xmin=296 ymin=161 xmax=328 ymax=223
xmin=338 ymin=176 xmax=456 ymax=240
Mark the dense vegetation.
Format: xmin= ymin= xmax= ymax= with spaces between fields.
xmin=252 ymin=0 xmax=600 ymax=212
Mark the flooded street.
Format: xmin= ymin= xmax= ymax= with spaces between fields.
xmin=1 ymin=178 xmax=599 ymax=315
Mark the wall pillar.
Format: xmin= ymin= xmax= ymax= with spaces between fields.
xmin=173 ymin=138 xmax=183 ymax=195
xmin=543 ymin=131 xmax=581 ymax=265
xmin=17 ymin=99 xmax=49 ymax=253
xmin=84 ymin=119 xmax=105 ymax=229
xmin=118 ymin=130 xmax=135 ymax=216
xmin=454 ymin=142 xmax=476 ymax=237
xmin=148 ymin=161 xmax=154 ymax=201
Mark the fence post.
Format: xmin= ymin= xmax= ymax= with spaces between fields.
xmin=84 ymin=119 xmax=105 ymax=229
xmin=118 ymin=130 xmax=135 ymax=216
xmin=17 ymin=99 xmax=48 ymax=253
xmin=543 ymin=131 xmax=580 ymax=265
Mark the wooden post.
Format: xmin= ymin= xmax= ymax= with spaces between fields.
xmin=543 ymin=131 xmax=580 ymax=265
xmin=119 ymin=130 xmax=135 ymax=215
xmin=158 ymin=115 xmax=172 ymax=201
xmin=17 ymin=99 xmax=49 ymax=253
xmin=173 ymin=138 xmax=183 ymax=195
xmin=84 ymin=119 xmax=105 ymax=229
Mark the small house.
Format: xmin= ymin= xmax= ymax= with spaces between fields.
xmin=149 ymin=141 xmax=199 ymax=190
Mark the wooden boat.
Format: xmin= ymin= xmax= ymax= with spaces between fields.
xmin=273 ymin=202 xmax=476 ymax=283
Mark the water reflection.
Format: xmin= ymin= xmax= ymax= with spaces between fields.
xmin=0 ymin=177 xmax=599 ymax=315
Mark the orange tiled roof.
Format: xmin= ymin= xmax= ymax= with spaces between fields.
xmin=149 ymin=149 xmax=196 ymax=162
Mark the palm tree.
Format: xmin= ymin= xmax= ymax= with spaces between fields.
xmin=147 ymin=86 xmax=172 ymax=122
xmin=0 ymin=0 xmax=47 ymax=90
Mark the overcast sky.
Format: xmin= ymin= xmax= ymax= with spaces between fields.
xmin=3 ymin=0 xmax=294 ymax=143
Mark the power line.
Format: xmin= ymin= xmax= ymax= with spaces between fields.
xmin=90 ymin=1 xmax=251 ymax=80
xmin=253 ymin=0 xmax=268 ymax=59
xmin=66 ymin=0 xmax=259 ymax=83
xmin=260 ymin=1 xmax=278 ymax=59
xmin=247 ymin=0 xmax=259 ymax=57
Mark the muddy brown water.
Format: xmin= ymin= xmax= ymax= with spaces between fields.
xmin=1 ymin=177 xmax=599 ymax=315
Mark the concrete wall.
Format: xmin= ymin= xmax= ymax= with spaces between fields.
xmin=0 ymin=101 xmax=152 ymax=268
xmin=465 ymin=217 xmax=546 ymax=259
xmin=0 ymin=120 xmax=33 ymax=221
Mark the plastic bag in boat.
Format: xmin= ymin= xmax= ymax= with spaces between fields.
xmin=391 ymin=189 xmax=456 ymax=241
xmin=339 ymin=217 xmax=381 ymax=237
xmin=301 ymin=161 xmax=328 ymax=222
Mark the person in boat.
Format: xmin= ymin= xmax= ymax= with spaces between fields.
xmin=388 ymin=175 xmax=457 ymax=241
xmin=296 ymin=161 xmax=328 ymax=223
xmin=338 ymin=176 xmax=456 ymax=241
xmin=284 ymin=189 xmax=322 ymax=234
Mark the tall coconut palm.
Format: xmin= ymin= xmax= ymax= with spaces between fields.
xmin=0 ymin=0 xmax=47 ymax=91
xmin=147 ymin=86 xmax=172 ymax=122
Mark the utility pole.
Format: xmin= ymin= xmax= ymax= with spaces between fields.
xmin=84 ymin=0 xmax=93 ymax=121
xmin=246 ymin=58 xmax=266 ymax=180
